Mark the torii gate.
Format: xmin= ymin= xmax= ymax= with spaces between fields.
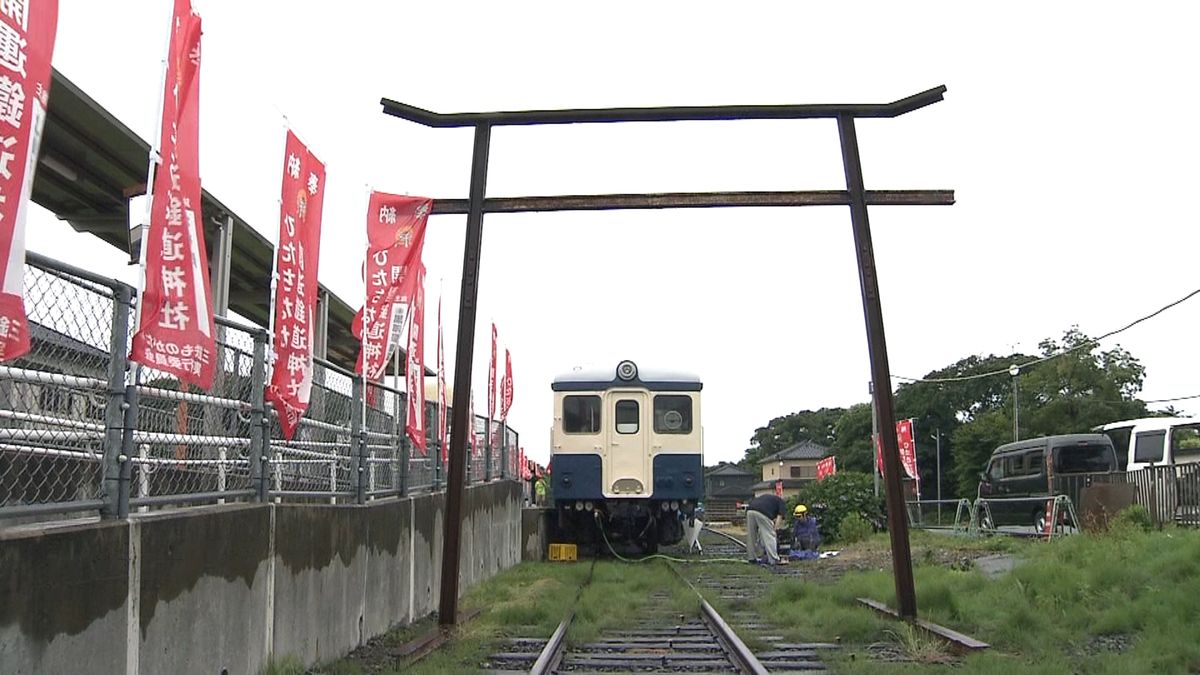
xmin=379 ymin=86 xmax=954 ymax=625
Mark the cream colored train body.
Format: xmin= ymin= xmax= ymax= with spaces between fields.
xmin=549 ymin=360 xmax=703 ymax=552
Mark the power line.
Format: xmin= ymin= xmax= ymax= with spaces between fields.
xmin=893 ymin=287 xmax=1200 ymax=384
xmin=1145 ymin=393 xmax=1200 ymax=405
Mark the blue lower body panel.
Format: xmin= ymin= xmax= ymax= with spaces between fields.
xmin=552 ymin=453 xmax=603 ymax=501
xmin=652 ymin=453 xmax=703 ymax=500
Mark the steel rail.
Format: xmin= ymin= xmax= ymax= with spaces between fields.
xmin=665 ymin=561 xmax=769 ymax=675
xmin=702 ymin=525 xmax=749 ymax=550
xmin=530 ymin=556 xmax=598 ymax=675
xmin=528 ymin=611 xmax=573 ymax=675
xmin=699 ymin=598 xmax=769 ymax=675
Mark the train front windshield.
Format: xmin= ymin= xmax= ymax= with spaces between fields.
xmin=563 ymin=395 xmax=602 ymax=434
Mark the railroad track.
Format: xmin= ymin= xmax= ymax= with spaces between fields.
xmin=489 ymin=583 xmax=767 ymax=674
xmin=485 ymin=528 xmax=833 ymax=673
xmin=690 ymin=527 xmax=837 ymax=672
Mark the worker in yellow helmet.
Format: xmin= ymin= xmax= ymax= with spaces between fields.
xmin=791 ymin=504 xmax=821 ymax=557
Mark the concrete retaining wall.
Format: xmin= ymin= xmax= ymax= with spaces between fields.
xmin=0 ymin=480 xmax=521 ymax=675
xmin=521 ymin=507 xmax=551 ymax=561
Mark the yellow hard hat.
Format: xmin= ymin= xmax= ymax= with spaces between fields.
xmin=794 ymin=504 xmax=808 ymax=516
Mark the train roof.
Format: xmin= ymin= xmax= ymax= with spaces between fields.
xmin=551 ymin=364 xmax=702 ymax=392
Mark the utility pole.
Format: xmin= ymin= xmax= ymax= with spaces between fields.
xmin=932 ymin=428 xmax=942 ymax=525
xmin=1009 ymin=365 xmax=1020 ymax=441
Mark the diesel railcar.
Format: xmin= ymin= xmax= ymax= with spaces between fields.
xmin=549 ymin=360 xmax=703 ymax=552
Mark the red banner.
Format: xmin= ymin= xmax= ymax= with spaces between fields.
xmin=876 ymin=418 xmax=919 ymax=485
xmin=355 ymin=193 xmax=430 ymax=380
xmin=501 ymin=347 xmax=513 ymax=421
xmin=0 ymin=0 xmax=56 ymax=361
xmin=404 ymin=262 xmax=426 ymax=453
xmin=896 ymin=418 xmax=919 ymax=484
xmin=265 ymin=130 xmax=325 ymax=439
xmin=816 ymin=456 xmax=837 ymax=481
xmin=436 ymin=291 xmax=447 ymax=463
xmin=130 ymin=0 xmax=215 ymax=388
xmin=488 ymin=322 xmax=497 ymax=448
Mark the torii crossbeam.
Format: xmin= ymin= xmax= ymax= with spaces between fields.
xmin=379 ymin=86 xmax=954 ymax=625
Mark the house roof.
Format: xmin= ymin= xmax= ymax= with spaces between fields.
xmin=757 ymin=440 xmax=831 ymax=464
xmin=708 ymin=483 xmax=755 ymax=498
xmin=750 ymin=478 xmax=811 ymax=491
xmin=705 ymin=463 xmax=753 ymax=477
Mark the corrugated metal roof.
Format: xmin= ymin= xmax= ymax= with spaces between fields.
xmin=32 ymin=68 xmax=372 ymax=373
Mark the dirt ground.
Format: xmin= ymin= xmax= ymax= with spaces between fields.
xmin=706 ymin=521 xmax=1007 ymax=584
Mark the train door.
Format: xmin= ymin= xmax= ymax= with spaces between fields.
xmin=605 ymin=391 xmax=650 ymax=495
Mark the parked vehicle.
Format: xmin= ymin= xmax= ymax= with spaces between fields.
xmin=977 ymin=434 xmax=1120 ymax=531
xmin=1094 ymin=417 xmax=1200 ymax=471
xmin=1096 ymin=417 xmax=1200 ymax=525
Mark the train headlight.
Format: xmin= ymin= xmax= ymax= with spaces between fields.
xmin=670 ymin=501 xmax=680 ymax=511
xmin=660 ymin=501 xmax=670 ymax=511
xmin=574 ymin=501 xmax=584 ymax=511
xmin=616 ymin=360 xmax=638 ymax=381
xmin=584 ymin=501 xmax=594 ymax=512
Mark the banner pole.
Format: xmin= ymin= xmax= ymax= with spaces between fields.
xmin=131 ymin=2 xmax=174 ymax=327
xmin=266 ymin=118 xmax=287 ymax=389
xmin=361 ymin=185 xmax=371 ymax=448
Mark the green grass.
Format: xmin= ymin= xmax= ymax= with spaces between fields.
xmin=319 ymin=558 xmax=699 ymax=675
xmin=258 ymin=655 xmax=304 ymax=675
xmin=302 ymin=526 xmax=1200 ymax=674
xmin=759 ymin=526 xmax=1200 ymax=673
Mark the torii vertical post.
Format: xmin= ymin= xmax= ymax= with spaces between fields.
xmin=380 ymin=87 xmax=951 ymax=625
xmin=439 ymin=122 xmax=491 ymax=625
xmin=838 ymin=113 xmax=916 ymax=617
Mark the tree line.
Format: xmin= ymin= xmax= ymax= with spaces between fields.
xmin=739 ymin=328 xmax=1167 ymax=498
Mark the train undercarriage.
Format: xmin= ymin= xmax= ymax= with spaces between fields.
xmin=556 ymin=497 xmax=697 ymax=554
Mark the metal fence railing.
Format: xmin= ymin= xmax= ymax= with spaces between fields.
xmin=0 ymin=251 xmax=520 ymax=523
xmin=1124 ymin=464 xmax=1200 ymax=528
xmin=910 ymin=465 xmax=1200 ymax=536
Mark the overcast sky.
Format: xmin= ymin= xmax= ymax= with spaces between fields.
xmin=27 ymin=1 xmax=1200 ymax=465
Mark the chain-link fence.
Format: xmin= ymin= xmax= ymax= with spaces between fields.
xmin=130 ymin=317 xmax=259 ymax=509
xmin=0 ymin=253 xmax=121 ymax=519
xmin=0 ymin=251 xmax=520 ymax=522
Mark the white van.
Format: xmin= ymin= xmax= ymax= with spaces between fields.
xmin=1095 ymin=417 xmax=1200 ymax=472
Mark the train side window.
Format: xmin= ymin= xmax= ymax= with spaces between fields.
xmin=1134 ymin=431 xmax=1166 ymax=464
xmin=562 ymin=395 xmax=601 ymax=434
xmin=653 ymin=395 xmax=692 ymax=434
xmin=615 ymin=400 xmax=639 ymax=434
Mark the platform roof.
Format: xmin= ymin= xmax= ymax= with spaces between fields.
xmin=30 ymin=68 xmax=365 ymax=369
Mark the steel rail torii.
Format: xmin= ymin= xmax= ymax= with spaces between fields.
xmin=379 ymin=85 xmax=954 ymax=624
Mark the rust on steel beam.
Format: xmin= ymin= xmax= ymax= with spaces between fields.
xmin=381 ymin=86 xmax=947 ymax=127
xmin=838 ymin=113 xmax=918 ymax=619
xmin=439 ymin=122 xmax=492 ymax=628
xmin=428 ymin=189 xmax=954 ymax=215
